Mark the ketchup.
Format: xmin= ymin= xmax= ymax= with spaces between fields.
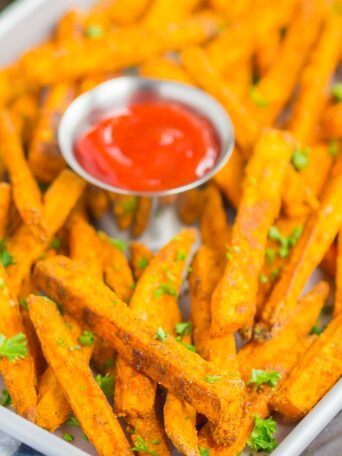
xmin=75 ymin=100 xmax=220 ymax=192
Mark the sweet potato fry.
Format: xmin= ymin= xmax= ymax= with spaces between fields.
xmin=0 ymin=264 xmax=37 ymax=421
xmin=115 ymin=230 xmax=196 ymax=454
xmin=33 ymin=255 xmax=246 ymax=443
xmin=259 ymin=155 xmax=342 ymax=335
xmin=130 ymin=242 xmax=153 ymax=281
xmin=132 ymin=197 xmax=152 ymax=238
xmin=143 ymin=0 xmax=201 ymax=29
xmin=334 ymin=231 xmax=342 ymax=316
xmin=322 ymin=102 xmax=342 ymax=139
xmin=140 ymin=58 xmax=195 ymax=84
xmin=89 ymin=0 xmax=151 ymax=26
xmin=85 ymin=185 xmax=109 ymax=220
xmin=98 ymin=231 xmax=134 ymax=303
xmin=70 ymin=214 xmax=103 ymax=279
xmin=189 ymin=245 xmax=223 ymax=354
xmin=272 ymin=313 xmax=342 ymax=421
xmin=9 ymin=93 xmax=39 ymax=145
xmin=208 ymin=0 xmax=251 ymax=21
xmin=200 ymin=184 xmax=230 ymax=255
xmin=0 ymin=183 xmax=11 ymax=238
xmin=36 ymin=315 xmax=94 ymax=432
xmin=213 ymin=148 xmax=244 ymax=209
xmin=210 ymin=129 xmax=293 ymax=336
xmin=28 ymin=295 xmax=131 ymax=456
xmin=177 ymin=189 xmax=205 ymax=225
xmin=7 ymin=170 xmax=86 ymax=295
xmin=55 ymin=9 xmax=84 ymax=42
xmin=109 ymin=194 xmax=138 ymax=231
xmin=321 ymin=241 xmax=337 ymax=277
xmin=28 ymin=82 xmax=76 ymax=183
xmin=0 ymin=110 xmax=47 ymax=242
xmin=289 ymin=12 xmax=342 ymax=144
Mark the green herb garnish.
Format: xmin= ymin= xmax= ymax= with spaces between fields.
xmin=153 ymin=327 xmax=167 ymax=344
xmin=96 ymin=373 xmax=114 ymax=399
xmin=174 ymin=322 xmax=193 ymax=337
xmin=247 ymin=415 xmax=277 ymax=453
xmin=0 ymin=389 xmax=11 ymax=407
xmin=86 ymin=24 xmax=104 ymax=39
xmin=328 ymin=139 xmax=340 ymax=157
xmin=0 ymin=240 xmax=14 ymax=268
xmin=66 ymin=416 xmax=80 ymax=427
xmin=0 ymin=333 xmax=28 ymax=361
xmin=137 ymin=257 xmax=149 ymax=269
xmin=332 ymin=82 xmax=342 ymax=101
xmin=79 ymin=330 xmax=95 ymax=346
xmin=249 ymin=85 xmax=269 ymax=108
xmin=154 ymin=283 xmax=177 ymax=299
xmin=63 ymin=433 xmax=74 ymax=442
xmin=177 ymin=249 xmax=186 ymax=261
xmin=291 ymin=147 xmax=310 ymax=171
xmin=109 ymin=238 xmax=127 ymax=253
xmin=205 ymin=375 xmax=222 ymax=384
xmin=131 ymin=435 xmax=159 ymax=455
xmin=247 ymin=369 xmax=281 ymax=388
xmin=49 ymin=237 xmax=61 ymax=250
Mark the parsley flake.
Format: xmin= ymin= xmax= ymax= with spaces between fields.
xmin=291 ymin=147 xmax=309 ymax=171
xmin=332 ymin=82 xmax=342 ymax=101
xmin=132 ymin=435 xmax=158 ymax=455
xmin=19 ymin=298 xmax=29 ymax=312
xmin=49 ymin=237 xmax=61 ymax=250
xmin=174 ymin=322 xmax=193 ymax=337
xmin=0 ymin=240 xmax=14 ymax=268
xmin=79 ymin=330 xmax=95 ymax=346
xmin=310 ymin=324 xmax=325 ymax=335
xmin=288 ymin=226 xmax=303 ymax=247
xmin=66 ymin=416 xmax=80 ymax=427
xmin=205 ymin=375 xmax=222 ymax=384
xmin=63 ymin=433 xmax=74 ymax=442
xmin=247 ymin=369 xmax=281 ymax=388
xmin=137 ymin=257 xmax=149 ymax=269
xmin=154 ymin=283 xmax=177 ymax=299
xmin=328 ymin=139 xmax=339 ymax=157
xmin=177 ymin=249 xmax=186 ymax=261
xmin=247 ymin=415 xmax=277 ymax=453
xmin=96 ymin=373 xmax=114 ymax=399
xmin=265 ymin=248 xmax=276 ymax=264
xmin=199 ymin=447 xmax=210 ymax=456
xmin=109 ymin=238 xmax=127 ymax=253
xmin=0 ymin=389 xmax=11 ymax=407
xmin=249 ymin=85 xmax=269 ymax=108
xmin=0 ymin=333 xmax=28 ymax=361
xmin=153 ymin=327 xmax=167 ymax=343
xmin=260 ymin=274 xmax=268 ymax=285
xmin=86 ymin=24 xmax=104 ymax=39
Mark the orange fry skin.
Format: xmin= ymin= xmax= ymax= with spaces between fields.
xmin=210 ymin=129 xmax=293 ymax=336
xmin=85 ymin=186 xmax=109 ymax=220
xmin=109 ymin=194 xmax=138 ymax=231
xmin=0 ymin=182 xmax=11 ymax=238
xmin=28 ymin=82 xmax=76 ymax=184
xmin=322 ymin=102 xmax=342 ymax=139
xmin=272 ymin=313 xmax=342 ymax=421
xmin=259 ymin=155 xmax=342 ymax=336
xmin=89 ymin=0 xmax=151 ymax=27
xmin=0 ymin=265 xmax=37 ymax=421
xmin=140 ymin=58 xmax=195 ymax=85
xmin=334 ymin=231 xmax=342 ymax=316
xmin=33 ymin=255 xmax=246 ymax=443
xmin=28 ymin=296 xmax=132 ymax=456
xmin=213 ymin=148 xmax=244 ymax=209
xmin=132 ymin=197 xmax=152 ymax=237
xmin=177 ymin=188 xmax=205 ymax=225
xmin=0 ymin=110 xmax=47 ymax=242
xmin=142 ymin=0 xmax=201 ymax=29
xmin=130 ymin=241 xmax=153 ymax=281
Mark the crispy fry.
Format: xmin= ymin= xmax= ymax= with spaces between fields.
xmin=130 ymin=241 xmax=153 ymax=281
xmin=0 ymin=183 xmax=11 ymax=238
xmin=322 ymin=102 xmax=342 ymax=139
xmin=98 ymin=231 xmax=134 ymax=303
xmin=109 ymin=194 xmax=138 ymax=231
xmin=200 ymin=184 xmax=230 ymax=255
xmin=0 ymin=110 xmax=47 ymax=242
xmin=321 ymin=241 xmax=337 ymax=277
xmin=272 ymin=313 xmax=342 ymax=421
xmin=335 ymin=231 xmax=342 ymax=316
xmin=33 ymin=255 xmax=246 ymax=442
xmin=208 ymin=0 xmax=251 ymax=21
xmin=36 ymin=315 xmax=94 ymax=432
xmin=7 ymin=170 xmax=86 ymax=295
xmin=143 ymin=0 xmax=201 ymax=29
xmin=70 ymin=214 xmax=103 ymax=278
xmin=28 ymin=82 xmax=76 ymax=183
xmin=9 ymin=93 xmax=39 ymax=145
xmin=213 ymin=148 xmax=244 ymax=208
xmin=255 ymin=29 xmax=281 ymax=76
xmin=85 ymin=185 xmax=109 ymax=220
xmin=115 ymin=230 xmax=196 ymax=454
xmin=289 ymin=12 xmax=342 ymax=144
xmin=140 ymin=58 xmax=195 ymax=84
xmin=0 ymin=264 xmax=37 ymax=421
xmin=210 ymin=129 xmax=293 ymax=336
xmin=177 ymin=189 xmax=205 ymax=225
xmin=89 ymin=0 xmax=151 ymax=26
xmin=189 ymin=245 xmax=223 ymax=354
xmin=21 ymin=309 xmax=46 ymax=377
xmin=28 ymin=295 xmax=131 ymax=456
xmin=300 ymin=144 xmax=334 ymax=198
xmin=259 ymin=155 xmax=342 ymax=335
xmin=132 ymin=197 xmax=152 ymax=237
xmin=55 ymin=10 xmax=84 ymax=41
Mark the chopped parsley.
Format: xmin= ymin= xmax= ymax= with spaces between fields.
xmin=332 ymin=82 xmax=342 ymax=101
xmin=69 ymin=345 xmax=81 ymax=352
xmin=49 ymin=237 xmax=61 ymax=250
xmin=63 ymin=433 xmax=74 ymax=442
xmin=177 ymin=249 xmax=186 ymax=261
xmin=270 ymin=267 xmax=280 ymax=281
xmin=265 ymin=248 xmax=276 ymax=264
xmin=247 ymin=415 xmax=277 ymax=453
xmin=131 ymin=435 xmax=159 ymax=455
xmin=56 ymin=338 xmax=67 ymax=347
xmin=19 ymin=298 xmax=29 ymax=312
xmin=268 ymin=226 xmax=282 ymax=243
xmin=205 ymin=375 xmax=222 ymax=384
xmin=199 ymin=447 xmax=210 ymax=456
xmin=0 ymin=389 xmax=11 ymax=407
xmin=226 ymin=251 xmax=233 ymax=261
xmin=288 ymin=226 xmax=303 ymax=247
xmin=247 ymin=369 xmax=281 ymax=388
xmin=79 ymin=330 xmax=95 ymax=346
xmin=291 ymin=147 xmax=309 ymax=171
xmin=0 ymin=333 xmax=28 ymax=361
xmin=328 ymin=139 xmax=339 ymax=157
xmin=66 ymin=416 xmax=80 ymax=427
xmin=96 ymin=373 xmax=114 ymax=399
xmin=85 ymin=24 xmax=104 ymax=39
xmin=183 ymin=343 xmax=196 ymax=353
xmin=174 ymin=322 xmax=193 ymax=337
xmin=259 ymin=274 xmax=268 ymax=285
xmin=154 ymin=283 xmax=177 ymax=298
xmin=137 ymin=257 xmax=149 ymax=269
xmin=249 ymin=85 xmax=269 ymax=108
xmin=0 ymin=240 xmax=14 ymax=268
xmin=153 ymin=327 xmax=167 ymax=344
xmin=122 ymin=197 xmax=138 ymax=214
xmin=109 ymin=238 xmax=127 ymax=253
xmin=310 ymin=324 xmax=325 ymax=335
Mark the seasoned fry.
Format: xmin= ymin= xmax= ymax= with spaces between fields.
xmin=272 ymin=313 xmax=342 ymax=421
xmin=322 ymin=102 xmax=342 ymax=139
xmin=85 ymin=185 xmax=109 ymax=220
xmin=98 ymin=231 xmax=134 ymax=303
xmin=33 ymin=255 xmax=246 ymax=442
xmin=89 ymin=0 xmax=151 ymax=26
xmin=7 ymin=170 xmax=86 ymax=295
xmin=55 ymin=10 xmax=84 ymax=42
xmin=140 ymin=58 xmax=195 ymax=84
xmin=28 ymin=82 xmax=76 ymax=183
xmin=210 ymin=129 xmax=293 ymax=336
xmin=335 ymin=231 xmax=342 ymax=316
xmin=213 ymin=148 xmax=244 ymax=208
xmin=0 ymin=183 xmax=11 ymax=238
xmin=189 ymin=245 xmax=223 ymax=354
xmin=130 ymin=241 xmax=153 ymax=281
xmin=9 ymin=93 xmax=39 ymax=145
xmin=289 ymin=12 xmax=342 ymax=145
xmin=321 ymin=241 xmax=337 ymax=277
xmin=200 ymin=184 xmax=230 ymax=255
xmin=177 ymin=189 xmax=205 ymax=225
xmin=0 ymin=264 xmax=37 ymax=421
xmin=109 ymin=194 xmax=138 ymax=231
xmin=0 ymin=110 xmax=47 ymax=241
xmin=115 ymin=230 xmax=196 ymax=454
xmin=132 ymin=197 xmax=152 ymax=237
xmin=143 ymin=0 xmax=201 ymax=29
xmin=36 ymin=315 xmax=94 ymax=432
xmin=28 ymin=295 xmax=131 ymax=456
xmin=259 ymin=154 xmax=342 ymax=336
xmin=70 ymin=214 xmax=103 ymax=278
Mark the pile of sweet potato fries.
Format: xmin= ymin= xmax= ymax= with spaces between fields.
xmin=0 ymin=0 xmax=341 ymax=455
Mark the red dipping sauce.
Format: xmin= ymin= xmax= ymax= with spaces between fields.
xmin=75 ymin=100 xmax=220 ymax=193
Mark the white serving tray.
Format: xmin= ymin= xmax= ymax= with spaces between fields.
xmin=0 ymin=1 xmax=341 ymax=455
